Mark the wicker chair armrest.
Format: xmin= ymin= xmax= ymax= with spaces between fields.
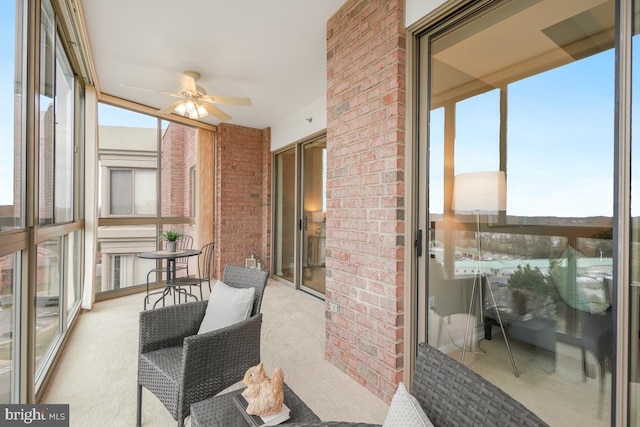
xmin=286 ymin=424 xmax=381 ymax=427
xmin=139 ymin=300 xmax=207 ymax=353
xmin=412 ymin=343 xmax=548 ymax=426
xmin=181 ymin=313 xmax=263 ymax=397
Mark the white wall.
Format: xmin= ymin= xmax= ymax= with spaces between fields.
xmin=269 ymin=0 xmax=444 ymax=151
xmin=271 ymin=97 xmax=327 ymax=151
xmin=406 ymin=0 xmax=446 ymax=27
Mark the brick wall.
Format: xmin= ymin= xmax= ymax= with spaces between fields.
xmin=161 ymin=124 xmax=198 ymax=246
xmin=325 ymin=0 xmax=406 ymax=403
xmin=215 ymin=123 xmax=271 ymax=276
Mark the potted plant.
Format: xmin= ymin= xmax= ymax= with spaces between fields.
xmin=161 ymin=230 xmax=181 ymax=252
xmin=507 ymin=263 xmax=555 ymax=319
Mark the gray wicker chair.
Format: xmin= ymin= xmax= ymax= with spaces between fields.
xmin=287 ymin=342 xmax=548 ymax=427
xmin=136 ymin=264 xmax=269 ymax=427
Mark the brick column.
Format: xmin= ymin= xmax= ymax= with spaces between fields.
xmin=215 ymin=123 xmax=271 ymax=277
xmin=325 ymin=0 xmax=406 ymax=402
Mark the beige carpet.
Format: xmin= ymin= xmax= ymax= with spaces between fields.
xmin=40 ymin=280 xmax=389 ymax=426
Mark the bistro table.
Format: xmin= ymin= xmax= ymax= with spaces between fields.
xmin=138 ymin=248 xmax=201 ymax=309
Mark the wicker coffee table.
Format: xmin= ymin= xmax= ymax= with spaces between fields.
xmin=190 ymin=382 xmax=321 ymax=427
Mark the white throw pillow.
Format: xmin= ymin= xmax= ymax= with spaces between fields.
xmin=197 ymin=280 xmax=256 ymax=334
xmin=383 ymin=382 xmax=433 ymax=427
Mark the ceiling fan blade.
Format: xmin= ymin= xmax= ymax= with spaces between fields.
xmin=203 ymin=103 xmax=232 ymax=121
xmin=159 ymin=101 xmax=183 ymax=114
xmin=179 ymin=74 xmax=198 ymax=94
xmin=202 ymin=96 xmax=252 ymax=106
xmin=120 ymin=83 xmax=181 ymax=98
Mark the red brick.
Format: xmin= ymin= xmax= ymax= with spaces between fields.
xmin=325 ymin=0 xmax=405 ymax=404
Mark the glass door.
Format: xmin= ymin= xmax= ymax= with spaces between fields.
xmin=273 ymin=147 xmax=296 ymax=283
xmin=417 ymin=1 xmax=615 ymax=425
xmin=301 ymin=138 xmax=326 ymax=296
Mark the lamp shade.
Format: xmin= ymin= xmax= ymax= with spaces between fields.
xmin=174 ymin=99 xmax=210 ymax=119
xmin=311 ymin=211 xmax=326 ymax=223
xmin=453 ymin=171 xmax=506 ymax=213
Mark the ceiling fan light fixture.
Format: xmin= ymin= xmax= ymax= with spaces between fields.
xmin=124 ymin=71 xmax=246 ymax=121
xmin=175 ymin=103 xmax=186 ymax=115
xmin=185 ymin=99 xmax=195 ymax=113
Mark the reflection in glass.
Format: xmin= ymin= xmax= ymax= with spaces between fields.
xmin=54 ymin=37 xmax=74 ymax=223
xmin=0 ymin=0 xmax=24 ymax=231
xmin=302 ymin=140 xmax=326 ymax=295
xmin=273 ymin=148 xmax=296 ymax=282
xmin=38 ymin=0 xmax=55 ymax=225
xmin=425 ymin=1 xmax=614 ymax=425
xmin=0 ymin=253 xmax=17 ymax=403
xmin=35 ymin=239 xmax=61 ymax=376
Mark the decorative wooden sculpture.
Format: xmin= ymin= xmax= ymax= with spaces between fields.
xmin=241 ymin=363 xmax=285 ymax=416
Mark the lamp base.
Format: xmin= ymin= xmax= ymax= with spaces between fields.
xmin=460 ymin=211 xmax=519 ymax=378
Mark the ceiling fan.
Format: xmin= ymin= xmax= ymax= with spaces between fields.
xmin=121 ymin=70 xmax=251 ymax=122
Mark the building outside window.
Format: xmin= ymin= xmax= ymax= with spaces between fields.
xmin=96 ymin=105 xmax=197 ymax=295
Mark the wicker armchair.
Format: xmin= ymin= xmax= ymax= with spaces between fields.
xmin=287 ymin=342 xmax=547 ymax=427
xmin=136 ymin=265 xmax=269 ymax=427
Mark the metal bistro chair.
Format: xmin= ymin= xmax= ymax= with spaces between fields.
xmin=144 ymin=234 xmax=194 ymax=308
xmin=172 ymin=242 xmax=214 ymax=301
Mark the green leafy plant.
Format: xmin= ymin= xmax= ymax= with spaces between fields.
xmin=161 ymin=230 xmax=181 ymax=242
xmin=507 ymin=264 xmax=552 ymax=297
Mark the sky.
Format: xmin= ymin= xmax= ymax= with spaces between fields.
xmin=0 ymin=2 xmax=17 ymax=206
xmin=429 ymin=49 xmax=621 ymax=218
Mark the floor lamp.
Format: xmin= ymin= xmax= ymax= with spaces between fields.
xmin=453 ymin=171 xmax=519 ymax=377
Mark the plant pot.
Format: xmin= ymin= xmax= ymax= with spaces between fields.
xmin=167 ymin=241 xmax=177 ymax=252
xmin=511 ymin=290 xmax=528 ymax=315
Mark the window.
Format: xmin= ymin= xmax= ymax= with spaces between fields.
xmin=35 ymin=238 xmax=61 ymax=377
xmin=38 ymin=0 xmax=55 ymax=225
xmin=108 ymin=169 xmax=156 ymax=216
xmin=39 ymin=2 xmax=75 ymax=225
xmin=97 ymin=104 xmax=197 ymax=294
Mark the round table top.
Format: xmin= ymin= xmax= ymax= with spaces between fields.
xmin=137 ymin=248 xmax=201 ymax=259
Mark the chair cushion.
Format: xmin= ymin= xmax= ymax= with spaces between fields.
xmin=383 ymin=382 xmax=433 ymax=427
xmin=198 ymin=280 xmax=256 ymax=334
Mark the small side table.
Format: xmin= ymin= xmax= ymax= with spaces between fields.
xmin=191 ymin=383 xmax=321 ymax=427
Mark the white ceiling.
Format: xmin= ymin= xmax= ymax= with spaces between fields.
xmin=80 ymin=0 xmax=346 ymax=128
